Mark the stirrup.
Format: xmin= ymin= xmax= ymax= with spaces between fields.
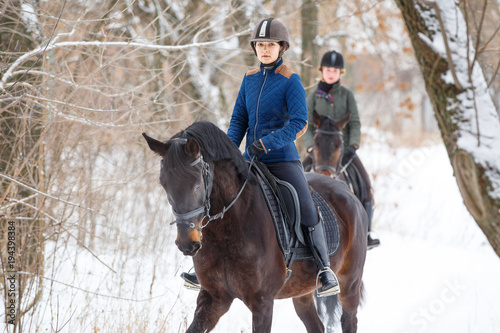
xmin=367 ymin=232 xmax=381 ymax=250
xmin=180 ymin=271 xmax=201 ymax=290
xmin=315 ymin=267 xmax=340 ymax=297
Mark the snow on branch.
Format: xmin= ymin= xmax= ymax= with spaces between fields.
xmin=416 ymin=0 xmax=500 ymax=199
xmin=0 ymin=28 xmax=252 ymax=92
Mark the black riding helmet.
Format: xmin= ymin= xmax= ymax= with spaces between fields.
xmin=321 ymin=50 xmax=344 ymax=69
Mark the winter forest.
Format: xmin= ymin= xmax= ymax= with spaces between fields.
xmin=1 ymin=0 xmax=500 ymax=332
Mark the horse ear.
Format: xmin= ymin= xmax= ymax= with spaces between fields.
xmin=184 ymin=137 xmax=200 ymax=157
xmin=337 ymin=112 xmax=352 ymax=131
xmin=143 ymin=133 xmax=168 ymax=156
xmin=313 ymin=110 xmax=322 ymax=128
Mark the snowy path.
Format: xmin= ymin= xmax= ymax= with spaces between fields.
xmin=199 ymin=144 xmax=500 ymax=332
xmin=9 ymin=142 xmax=500 ymax=332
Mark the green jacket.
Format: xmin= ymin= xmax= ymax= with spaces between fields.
xmin=302 ymin=80 xmax=361 ymax=150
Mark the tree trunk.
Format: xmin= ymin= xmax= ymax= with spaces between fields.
xmin=301 ymin=0 xmax=319 ymax=92
xmin=395 ymin=0 xmax=500 ymax=257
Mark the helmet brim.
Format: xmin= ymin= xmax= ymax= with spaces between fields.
xmin=250 ymin=37 xmax=283 ymax=43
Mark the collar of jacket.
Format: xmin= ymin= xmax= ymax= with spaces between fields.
xmin=259 ymin=58 xmax=284 ymax=75
xmin=316 ymin=79 xmax=340 ymax=94
xmin=328 ymin=79 xmax=341 ymax=93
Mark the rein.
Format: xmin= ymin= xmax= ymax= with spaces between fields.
xmin=169 ymin=153 xmax=254 ymax=231
xmin=312 ymin=129 xmax=344 ymax=178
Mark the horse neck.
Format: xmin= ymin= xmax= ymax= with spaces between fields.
xmin=206 ymin=160 xmax=267 ymax=236
xmin=210 ymin=159 xmax=249 ymax=215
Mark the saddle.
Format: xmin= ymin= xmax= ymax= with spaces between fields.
xmin=251 ymin=162 xmax=340 ymax=278
xmin=341 ymin=161 xmax=367 ymax=201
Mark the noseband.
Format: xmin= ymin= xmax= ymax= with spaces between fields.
xmin=312 ymin=129 xmax=343 ymax=178
xmin=169 ymin=147 xmax=252 ymax=231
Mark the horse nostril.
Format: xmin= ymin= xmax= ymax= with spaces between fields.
xmin=176 ymin=241 xmax=202 ymax=256
xmin=185 ymin=242 xmax=201 ymax=256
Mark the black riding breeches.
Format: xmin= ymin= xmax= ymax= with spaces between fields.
xmin=265 ymin=160 xmax=318 ymax=227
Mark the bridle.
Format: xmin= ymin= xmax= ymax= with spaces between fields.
xmin=169 ymin=141 xmax=252 ymax=231
xmin=169 ymin=154 xmax=213 ymax=231
xmin=312 ymin=129 xmax=344 ymax=178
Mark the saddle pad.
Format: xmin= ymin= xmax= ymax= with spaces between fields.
xmin=298 ymin=191 xmax=341 ymax=261
xmin=259 ymin=177 xmax=340 ymax=261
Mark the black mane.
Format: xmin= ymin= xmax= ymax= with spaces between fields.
xmin=167 ymin=121 xmax=252 ymax=182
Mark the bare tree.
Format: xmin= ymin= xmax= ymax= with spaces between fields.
xmin=301 ymin=0 xmax=319 ymax=91
xmin=0 ymin=1 xmax=46 ymax=330
xmin=460 ymin=0 xmax=500 ymax=112
xmin=395 ymin=0 xmax=500 ymax=257
xmin=3 ymin=0 xmax=481 ymax=329
xmin=0 ymin=0 xmax=259 ymax=329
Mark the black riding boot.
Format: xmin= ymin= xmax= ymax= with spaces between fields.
xmin=180 ymin=270 xmax=200 ymax=290
xmin=303 ymin=220 xmax=340 ymax=297
xmin=364 ymin=200 xmax=380 ymax=249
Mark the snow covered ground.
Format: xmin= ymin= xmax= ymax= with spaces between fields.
xmin=3 ymin=137 xmax=500 ymax=332
xmin=202 ymin=140 xmax=500 ymax=333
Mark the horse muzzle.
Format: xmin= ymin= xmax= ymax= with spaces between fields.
xmin=313 ymin=164 xmax=337 ymax=178
xmin=175 ymin=239 xmax=202 ymax=256
xmin=175 ymin=224 xmax=203 ymax=256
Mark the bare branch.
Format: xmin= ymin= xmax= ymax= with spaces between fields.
xmin=470 ymin=0 xmax=487 ymax=68
xmin=421 ymin=0 xmax=464 ymax=90
xmin=0 ymin=172 xmax=96 ymax=212
xmin=488 ymin=56 xmax=500 ymax=88
xmin=0 ymin=29 xmax=251 ymax=91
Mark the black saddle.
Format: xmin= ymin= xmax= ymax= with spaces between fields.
xmin=251 ymin=162 xmax=340 ymax=277
xmin=340 ymin=161 xmax=367 ymax=202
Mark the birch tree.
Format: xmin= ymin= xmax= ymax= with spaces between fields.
xmin=395 ymin=0 xmax=500 ymax=257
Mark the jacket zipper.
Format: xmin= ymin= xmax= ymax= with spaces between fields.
xmin=254 ymin=69 xmax=268 ymax=142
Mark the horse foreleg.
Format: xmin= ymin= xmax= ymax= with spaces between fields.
xmin=246 ymin=295 xmax=274 ymax=333
xmin=186 ymin=289 xmax=232 ymax=333
xmin=292 ymin=293 xmax=325 ymax=333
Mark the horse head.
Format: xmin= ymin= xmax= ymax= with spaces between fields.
xmin=312 ymin=110 xmax=351 ymax=178
xmin=143 ymin=132 xmax=209 ymax=256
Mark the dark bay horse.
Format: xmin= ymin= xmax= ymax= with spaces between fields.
xmin=143 ymin=121 xmax=367 ymax=332
xmin=303 ymin=111 xmax=373 ymax=211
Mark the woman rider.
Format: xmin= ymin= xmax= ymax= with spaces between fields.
xmin=182 ymin=18 xmax=340 ymax=297
xmin=302 ymin=50 xmax=380 ymax=249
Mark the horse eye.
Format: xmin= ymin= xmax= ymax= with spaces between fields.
xmin=194 ymin=182 xmax=202 ymax=190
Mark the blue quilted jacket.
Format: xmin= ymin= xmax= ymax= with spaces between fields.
xmin=227 ymin=59 xmax=308 ymax=163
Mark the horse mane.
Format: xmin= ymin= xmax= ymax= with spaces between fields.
xmin=166 ymin=121 xmax=253 ymax=182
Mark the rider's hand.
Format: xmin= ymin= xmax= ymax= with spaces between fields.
xmin=249 ymin=140 xmax=266 ymax=158
xmin=342 ymin=145 xmax=357 ymax=163
xmin=307 ymin=146 xmax=314 ymax=154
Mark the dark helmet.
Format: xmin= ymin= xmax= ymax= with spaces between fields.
xmin=320 ymin=50 xmax=344 ymax=69
xmin=250 ymin=18 xmax=290 ymax=55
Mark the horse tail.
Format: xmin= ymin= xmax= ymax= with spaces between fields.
xmin=315 ymin=280 xmax=365 ymax=331
xmin=360 ymin=280 xmax=366 ymax=307
xmin=314 ymin=294 xmax=341 ymax=332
